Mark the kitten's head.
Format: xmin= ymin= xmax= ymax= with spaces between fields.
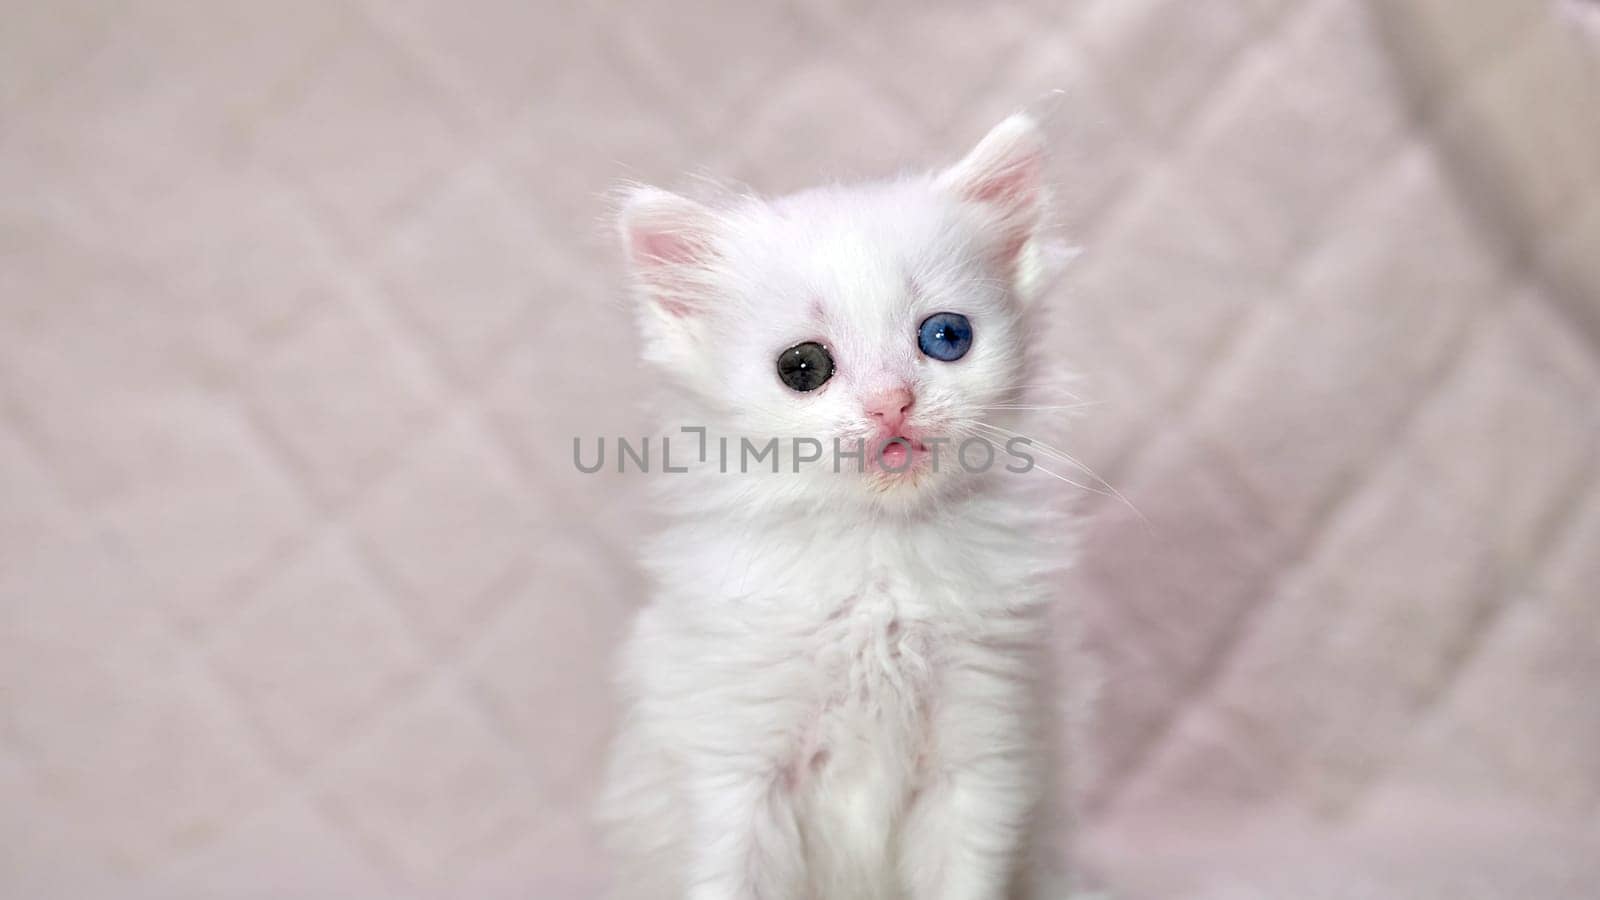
xmin=618 ymin=115 xmax=1060 ymax=513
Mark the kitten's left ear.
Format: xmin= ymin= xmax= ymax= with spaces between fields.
xmin=937 ymin=113 xmax=1045 ymax=268
xmin=617 ymin=185 xmax=722 ymax=321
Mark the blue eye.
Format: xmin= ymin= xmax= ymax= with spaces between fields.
xmin=917 ymin=312 xmax=972 ymax=362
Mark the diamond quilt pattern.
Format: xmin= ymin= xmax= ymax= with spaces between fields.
xmin=3 ymin=1 xmax=1599 ymax=897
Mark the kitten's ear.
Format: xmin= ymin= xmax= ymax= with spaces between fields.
xmin=937 ymin=114 xmax=1045 ymax=267
xmin=617 ymin=186 xmax=721 ymax=320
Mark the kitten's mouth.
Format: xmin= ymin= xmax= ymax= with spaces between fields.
xmin=874 ymin=436 xmax=929 ymax=473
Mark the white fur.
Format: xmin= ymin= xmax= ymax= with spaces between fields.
xmin=599 ymin=115 xmax=1078 ymax=900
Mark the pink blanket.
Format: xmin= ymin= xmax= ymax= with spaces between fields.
xmin=2 ymin=1 xmax=1596 ymax=896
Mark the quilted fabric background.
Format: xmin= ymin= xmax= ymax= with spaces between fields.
xmin=2 ymin=1 xmax=1598 ymax=897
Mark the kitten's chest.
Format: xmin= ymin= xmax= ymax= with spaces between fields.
xmin=800 ymin=577 xmax=944 ymax=774
xmin=781 ymin=578 xmax=945 ymax=876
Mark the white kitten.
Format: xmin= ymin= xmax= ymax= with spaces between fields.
xmin=598 ymin=115 xmax=1079 ymax=900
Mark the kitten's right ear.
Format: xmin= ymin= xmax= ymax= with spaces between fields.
xmin=937 ymin=114 xmax=1045 ymax=268
xmin=617 ymin=186 xmax=721 ymax=320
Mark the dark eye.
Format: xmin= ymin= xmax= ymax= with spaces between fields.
xmin=918 ymin=312 xmax=972 ymax=362
xmin=777 ymin=341 xmax=835 ymax=392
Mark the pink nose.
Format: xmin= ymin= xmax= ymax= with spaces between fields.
xmin=864 ymin=386 xmax=915 ymax=432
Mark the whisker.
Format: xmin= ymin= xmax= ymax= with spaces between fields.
xmin=966 ymin=420 xmax=1146 ymax=525
xmin=973 ymin=402 xmax=1104 ymax=412
xmin=941 ymin=423 xmax=1109 ymax=498
xmin=992 ymin=383 xmax=1087 ymax=403
xmin=1023 ymin=460 xmax=1110 ymax=495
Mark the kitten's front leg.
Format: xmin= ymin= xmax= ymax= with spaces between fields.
xmin=684 ymin=762 xmax=806 ymax=900
xmin=900 ymin=661 xmax=1049 ymax=900
xmin=901 ymin=759 xmax=1042 ymax=900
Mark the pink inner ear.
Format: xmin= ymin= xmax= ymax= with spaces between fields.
xmin=966 ymin=151 xmax=1040 ymax=209
xmin=628 ymin=226 xmax=706 ymax=317
xmin=965 ymin=157 xmax=1039 ymax=266
xmin=657 ymin=297 xmax=693 ymax=318
xmin=630 ymin=228 xmax=703 ymax=266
